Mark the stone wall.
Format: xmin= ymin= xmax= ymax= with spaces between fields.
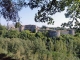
xmin=48 ymin=30 xmax=60 ymax=37
xmin=68 ymin=29 xmax=75 ymax=35
xmin=60 ymin=30 xmax=69 ymax=35
xmin=19 ymin=25 xmax=38 ymax=32
xmin=19 ymin=25 xmax=75 ymax=37
xmin=48 ymin=29 xmax=75 ymax=37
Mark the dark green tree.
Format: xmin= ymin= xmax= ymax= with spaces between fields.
xmin=0 ymin=0 xmax=78 ymax=25
xmin=15 ymin=22 xmax=21 ymax=28
xmin=41 ymin=26 xmax=47 ymax=29
xmin=61 ymin=23 xmax=67 ymax=28
xmin=4 ymin=30 xmax=19 ymax=38
xmin=0 ymin=25 xmax=7 ymax=37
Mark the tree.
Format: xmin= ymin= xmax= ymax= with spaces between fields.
xmin=61 ymin=20 xmax=74 ymax=29
xmin=65 ymin=0 xmax=80 ymax=24
xmin=4 ymin=30 xmax=19 ymax=38
xmin=61 ymin=23 xmax=67 ymax=28
xmin=41 ymin=26 xmax=47 ymax=29
xmin=65 ymin=0 xmax=80 ymax=18
xmin=0 ymin=25 xmax=7 ymax=37
xmin=0 ymin=0 xmax=79 ymax=25
xmin=15 ymin=22 xmax=21 ymax=28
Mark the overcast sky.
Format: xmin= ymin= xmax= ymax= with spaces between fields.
xmin=0 ymin=7 xmax=70 ymax=27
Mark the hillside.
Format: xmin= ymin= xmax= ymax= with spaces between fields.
xmin=0 ymin=25 xmax=80 ymax=60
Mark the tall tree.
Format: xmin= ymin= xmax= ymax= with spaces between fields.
xmin=15 ymin=22 xmax=21 ymax=28
xmin=0 ymin=0 xmax=79 ymax=25
xmin=65 ymin=0 xmax=80 ymax=21
xmin=61 ymin=23 xmax=67 ymax=28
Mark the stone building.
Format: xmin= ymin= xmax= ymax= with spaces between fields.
xmin=19 ymin=25 xmax=38 ymax=32
xmin=60 ymin=30 xmax=69 ymax=35
xmin=48 ymin=30 xmax=60 ymax=37
xmin=60 ymin=29 xmax=75 ymax=35
xmin=68 ymin=29 xmax=75 ymax=35
xmin=48 ymin=29 xmax=75 ymax=37
xmin=19 ymin=25 xmax=75 ymax=37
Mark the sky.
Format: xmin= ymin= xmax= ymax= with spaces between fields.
xmin=0 ymin=7 xmax=70 ymax=27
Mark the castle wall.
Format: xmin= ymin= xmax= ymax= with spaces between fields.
xmin=19 ymin=25 xmax=75 ymax=37
xmin=48 ymin=30 xmax=60 ymax=37
xmin=56 ymin=30 xmax=60 ymax=37
xmin=48 ymin=29 xmax=75 ymax=37
xmin=68 ymin=29 xmax=75 ymax=35
xmin=19 ymin=25 xmax=38 ymax=32
xmin=60 ymin=30 xmax=69 ymax=35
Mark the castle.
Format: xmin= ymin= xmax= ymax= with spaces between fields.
xmin=19 ymin=25 xmax=75 ymax=37
xmin=9 ymin=24 xmax=75 ymax=37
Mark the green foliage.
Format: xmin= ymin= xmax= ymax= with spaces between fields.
xmin=41 ymin=26 xmax=47 ymax=29
xmin=0 ymin=25 xmax=6 ymax=30
xmin=0 ymin=0 xmax=79 ymax=25
xmin=1 ymin=24 xmax=80 ymax=60
xmin=0 ymin=34 xmax=80 ymax=60
xmin=61 ymin=23 xmax=67 ymax=28
xmin=4 ymin=30 xmax=19 ymax=38
xmin=0 ymin=30 xmax=7 ymax=37
xmin=19 ymin=30 xmax=36 ymax=40
xmin=0 ymin=25 xmax=7 ymax=37
xmin=15 ymin=22 xmax=21 ymax=28
xmin=0 ymin=0 xmax=76 ymax=25
xmin=18 ymin=30 xmax=27 ymax=40
xmin=35 ymin=32 xmax=44 ymax=39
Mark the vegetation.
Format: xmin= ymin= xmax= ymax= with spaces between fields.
xmin=0 ymin=0 xmax=80 ymax=60
xmin=0 ymin=0 xmax=80 ymax=25
xmin=15 ymin=22 xmax=21 ymax=28
xmin=0 ymin=25 xmax=79 ymax=60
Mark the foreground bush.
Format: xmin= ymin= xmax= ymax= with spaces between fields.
xmin=4 ymin=30 xmax=19 ymax=38
xmin=0 ymin=34 xmax=80 ymax=60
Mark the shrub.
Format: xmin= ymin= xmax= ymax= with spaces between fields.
xmin=4 ymin=30 xmax=19 ymax=38
xmin=35 ymin=32 xmax=44 ymax=39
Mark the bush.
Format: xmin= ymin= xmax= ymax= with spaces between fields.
xmin=0 ymin=25 xmax=6 ymax=30
xmin=0 ymin=25 xmax=7 ymax=37
xmin=19 ymin=30 xmax=36 ymax=40
xmin=4 ymin=30 xmax=19 ymax=38
xmin=35 ymin=32 xmax=44 ymax=39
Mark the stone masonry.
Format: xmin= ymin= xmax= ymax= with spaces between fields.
xmin=48 ymin=29 xmax=75 ymax=37
xmin=19 ymin=25 xmax=75 ymax=37
xmin=19 ymin=25 xmax=38 ymax=32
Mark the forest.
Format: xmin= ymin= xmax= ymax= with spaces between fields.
xmin=0 ymin=25 xmax=80 ymax=60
